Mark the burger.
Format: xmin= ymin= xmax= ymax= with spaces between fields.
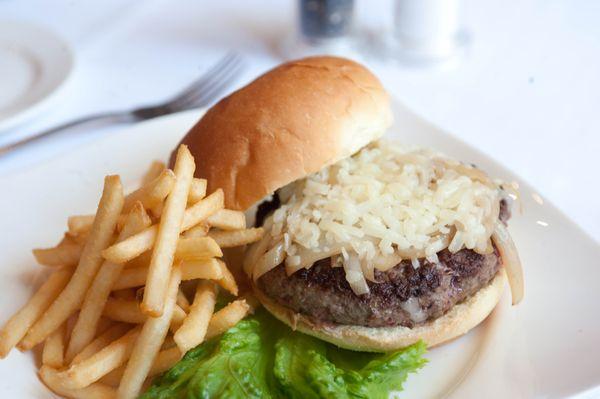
xmin=176 ymin=56 xmax=523 ymax=352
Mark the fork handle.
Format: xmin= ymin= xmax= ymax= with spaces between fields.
xmin=0 ymin=111 xmax=136 ymax=155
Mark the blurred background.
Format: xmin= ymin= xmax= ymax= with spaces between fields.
xmin=0 ymin=0 xmax=598 ymax=242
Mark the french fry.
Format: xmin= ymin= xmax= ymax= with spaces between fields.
xmin=216 ymin=260 xmax=239 ymax=296
xmin=102 ymin=189 xmax=224 ymax=265
xmin=101 ymin=226 xmax=157 ymax=264
xmin=143 ymin=146 xmax=195 ymax=317
xmin=173 ymin=281 xmax=217 ymax=353
xmin=174 ymin=236 xmax=222 ymax=260
xmin=181 ymin=189 xmax=224 ymax=231
xmin=102 ymin=298 xmax=186 ymax=329
xmin=205 ymin=299 xmax=250 ymax=340
xmin=40 ymin=365 xmax=116 ymax=399
xmin=141 ymin=160 xmax=166 ymax=186
xmin=146 ymin=346 xmax=182 ymax=376
xmin=182 ymin=223 xmax=209 ymax=238
xmin=176 ymin=290 xmax=190 ymax=313
xmin=123 ymin=169 xmax=176 ymax=212
xmin=66 ymin=202 xmax=152 ymax=362
xmin=33 ymin=240 xmax=83 ymax=267
xmin=209 ymin=227 xmax=264 ymax=248
xmin=68 ymin=215 xmax=127 ymax=236
xmin=170 ymin=305 xmax=187 ymax=333
xmin=118 ymin=266 xmax=181 ymax=399
xmin=102 ymin=299 xmax=145 ymax=324
xmin=0 ymin=268 xmax=71 ymax=358
xmin=150 ymin=202 xmax=164 ymax=219
xmin=100 ymin=346 xmax=182 ymax=387
xmin=42 ymin=322 xmax=66 ymax=368
xmin=188 ymin=178 xmax=207 ymax=204
xmin=71 ymin=323 xmax=130 ymax=365
xmin=21 ymin=176 xmax=124 ymax=350
xmin=112 ymin=258 xmax=223 ymax=290
xmin=240 ymin=292 xmax=260 ymax=312
xmin=206 ymin=209 xmax=246 ymax=230
xmin=68 ymin=215 xmax=96 ymax=235
xmin=58 ymin=326 xmax=141 ymax=389
xmin=67 ymin=230 xmax=91 ymax=246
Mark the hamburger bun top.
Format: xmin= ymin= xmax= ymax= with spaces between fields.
xmin=174 ymin=56 xmax=392 ymax=210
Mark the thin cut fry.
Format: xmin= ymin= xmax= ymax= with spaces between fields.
xmin=123 ymin=169 xmax=176 ymax=212
xmin=21 ymin=176 xmax=124 ymax=350
xmin=33 ymin=240 xmax=82 ymax=267
xmin=206 ymin=209 xmax=246 ymax=230
xmin=58 ymin=326 xmax=141 ymax=389
xmin=100 ymin=346 xmax=182 ymax=387
xmin=118 ymin=266 xmax=181 ymax=399
xmin=68 ymin=215 xmax=96 ymax=235
xmin=216 ymin=260 xmax=239 ymax=296
xmin=40 ymin=365 xmax=116 ymax=399
xmin=181 ymin=189 xmax=224 ymax=231
xmin=170 ymin=305 xmax=187 ymax=333
xmin=141 ymin=160 xmax=166 ymax=186
xmin=209 ymin=227 xmax=264 ymax=248
xmin=205 ymin=299 xmax=250 ymax=340
xmin=0 ymin=268 xmax=71 ymax=358
xmin=240 ymin=292 xmax=260 ymax=312
xmin=182 ymin=223 xmax=209 ymax=238
xmin=68 ymin=215 xmax=127 ymax=236
xmin=102 ymin=299 xmax=145 ymax=324
xmin=66 ymin=203 xmax=152 ymax=362
xmin=66 ymin=230 xmax=91 ymax=246
xmin=102 ymin=298 xmax=186 ymax=328
xmin=174 ymin=281 xmax=217 ymax=353
xmin=101 ymin=226 xmax=157 ymax=264
xmin=188 ymin=178 xmax=207 ymax=204
xmin=174 ymin=236 xmax=222 ymax=260
xmin=71 ymin=323 xmax=130 ymax=365
xmin=146 ymin=346 xmax=182 ymax=376
xmin=102 ymin=189 xmax=224 ymax=265
xmin=143 ymin=146 xmax=195 ymax=317
xmin=176 ymin=290 xmax=190 ymax=313
xmin=112 ymin=258 xmax=223 ymax=290
xmin=42 ymin=322 xmax=66 ymax=368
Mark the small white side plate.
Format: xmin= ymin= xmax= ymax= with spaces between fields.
xmin=0 ymin=103 xmax=598 ymax=398
xmin=0 ymin=21 xmax=73 ymax=132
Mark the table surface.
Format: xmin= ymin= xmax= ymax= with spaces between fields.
xmin=0 ymin=0 xmax=598 ymax=243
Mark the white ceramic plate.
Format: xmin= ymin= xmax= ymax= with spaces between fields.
xmin=0 ymin=103 xmax=598 ymax=398
xmin=0 ymin=21 xmax=73 ymax=132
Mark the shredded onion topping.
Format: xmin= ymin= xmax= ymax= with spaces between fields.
xmin=492 ymin=222 xmax=524 ymax=305
xmin=249 ymin=140 xmax=508 ymax=295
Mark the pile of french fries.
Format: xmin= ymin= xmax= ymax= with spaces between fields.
xmin=0 ymin=145 xmax=264 ymax=399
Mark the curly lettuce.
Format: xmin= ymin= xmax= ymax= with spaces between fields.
xmin=141 ymin=310 xmax=426 ymax=399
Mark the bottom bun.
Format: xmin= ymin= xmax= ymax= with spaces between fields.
xmin=253 ymin=269 xmax=506 ymax=352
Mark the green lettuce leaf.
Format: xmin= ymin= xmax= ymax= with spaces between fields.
xmin=141 ymin=309 xmax=426 ymax=399
xmin=274 ymin=333 xmax=427 ymax=399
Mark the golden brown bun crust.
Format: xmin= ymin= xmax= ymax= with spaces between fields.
xmin=253 ymin=269 xmax=507 ymax=352
xmin=174 ymin=56 xmax=392 ymax=210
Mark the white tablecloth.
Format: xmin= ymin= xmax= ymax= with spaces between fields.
xmin=1 ymin=0 xmax=599 ymax=242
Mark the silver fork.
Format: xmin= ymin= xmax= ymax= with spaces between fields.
xmin=0 ymin=52 xmax=244 ymax=155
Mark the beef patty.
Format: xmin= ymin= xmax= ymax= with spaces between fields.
xmin=256 ymin=193 xmax=509 ymax=328
xmin=257 ymin=247 xmax=501 ymax=328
